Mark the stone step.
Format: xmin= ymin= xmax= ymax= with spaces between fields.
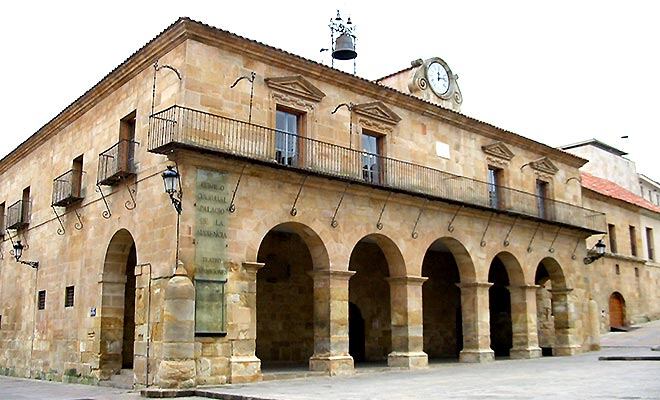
xmin=98 ymin=368 xmax=134 ymax=389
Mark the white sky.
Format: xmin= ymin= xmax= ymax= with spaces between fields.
xmin=1 ymin=1 xmax=658 ymax=180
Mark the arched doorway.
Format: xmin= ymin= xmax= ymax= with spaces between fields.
xmin=609 ymin=292 xmax=626 ymax=330
xmin=535 ymin=257 xmax=571 ymax=356
xmin=348 ymin=234 xmax=396 ymax=364
xmin=99 ymin=229 xmax=137 ymax=379
xmin=421 ymin=238 xmax=468 ymax=360
xmin=255 ymin=223 xmax=317 ymax=369
xmin=487 ymin=252 xmax=524 ymax=358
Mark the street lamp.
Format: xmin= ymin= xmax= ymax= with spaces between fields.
xmin=584 ymin=239 xmax=606 ymax=264
xmin=162 ymin=165 xmax=182 ymax=214
xmin=13 ymin=240 xmax=39 ymax=269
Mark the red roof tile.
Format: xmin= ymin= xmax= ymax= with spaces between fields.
xmin=581 ymin=172 xmax=660 ymax=213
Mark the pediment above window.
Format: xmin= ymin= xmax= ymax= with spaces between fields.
xmin=530 ymin=157 xmax=559 ymax=175
xmin=481 ymin=141 xmax=515 ymax=161
xmin=353 ymin=101 xmax=401 ymax=125
xmin=264 ymin=75 xmax=326 ymax=103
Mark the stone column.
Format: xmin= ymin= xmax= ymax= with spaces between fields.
xmin=509 ymin=285 xmax=542 ymax=359
xmin=457 ymin=282 xmax=495 ymax=363
xmin=588 ymin=299 xmax=601 ymax=351
xmin=386 ymin=276 xmax=428 ymax=369
xmin=228 ymin=262 xmax=264 ymax=383
xmin=156 ymin=263 xmax=196 ymax=389
xmin=308 ymin=270 xmax=355 ymax=376
xmin=551 ymin=288 xmax=580 ymax=356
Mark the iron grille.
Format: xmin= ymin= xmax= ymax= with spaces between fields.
xmin=97 ymin=139 xmax=138 ymax=186
xmin=52 ymin=169 xmax=84 ymax=207
xmin=148 ymin=105 xmax=606 ymax=233
xmin=64 ymin=286 xmax=75 ymax=308
xmin=6 ymin=200 xmax=28 ymax=230
xmin=38 ymin=290 xmax=46 ymax=310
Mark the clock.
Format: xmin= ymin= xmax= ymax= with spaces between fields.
xmin=427 ymin=61 xmax=450 ymax=96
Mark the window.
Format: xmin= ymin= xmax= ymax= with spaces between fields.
xmin=72 ymin=155 xmax=83 ymax=198
xmin=608 ymin=224 xmax=618 ymax=254
xmin=38 ymin=290 xmax=46 ymax=310
xmin=275 ymin=109 xmax=302 ymax=166
xmin=21 ymin=187 xmax=30 ymax=224
xmin=615 ymin=264 xmax=620 ymax=275
xmin=361 ymin=131 xmax=384 ymax=184
xmin=646 ymin=227 xmax=655 ymax=261
xmin=629 ymin=226 xmax=638 ymax=257
xmin=64 ymin=286 xmax=75 ymax=308
xmin=635 ymin=267 xmax=639 ymax=278
xmin=487 ymin=166 xmax=503 ymax=209
xmin=119 ymin=110 xmax=137 ymax=172
xmin=0 ymin=202 xmax=4 ymax=237
xmin=535 ymin=179 xmax=549 ymax=219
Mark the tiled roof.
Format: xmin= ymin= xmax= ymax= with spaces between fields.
xmin=581 ymin=172 xmax=660 ymax=213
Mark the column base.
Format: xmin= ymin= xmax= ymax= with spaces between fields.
xmin=387 ymin=352 xmax=428 ymax=369
xmin=510 ymin=347 xmax=542 ymax=359
xmin=459 ymin=349 xmax=495 ymax=363
xmin=309 ymin=355 xmax=354 ymax=376
xmin=229 ymin=356 xmax=262 ymax=383
xmin=553 ymin=345 xmax=581 ymax=356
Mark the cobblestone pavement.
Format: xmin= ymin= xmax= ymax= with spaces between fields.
xmin=1 ymin=321 xmax=659 ymax=400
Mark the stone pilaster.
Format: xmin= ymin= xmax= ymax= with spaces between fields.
xmin=588 ymin=299 xmax=601 ymax=351
xmin=386 ymin=276 xmax=428 ymax=369
xmin=457 ymin=282 xmax=495 ymax=363
xmin=508 ymin=285 xmax=542 ymax=359
xmin=228 ymin=262 xmax=264 ymax=383
xmin=551 ymin=288 xmax=581 ymax=356
xmin=308 ymin=269 xmax=355 ymax=376
xmin=155 ymin=263 xmax=196 ymax=389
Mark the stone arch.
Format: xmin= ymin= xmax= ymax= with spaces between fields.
xmin=255 ymin=221 xmax=328 ymax=369
xmin=535 ymin=257 xmax=575 ymax=356
xmin=423 ymin=237 xmax=477 ymax=283
xmin=491 ymin=251 xmax=525 ymax=286
xmin=609 ymin=292 xmax=626 ymax=329
xmin=99 ymin=229 xmax=137 ymax=379
xmin=536 ymin=257 xmax=567 ymax=289
xmin=351 ymin=233 xmax=406 ymax=278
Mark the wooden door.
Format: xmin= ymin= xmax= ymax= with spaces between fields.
xmin=609 ymin=293 xmax=625 ymax=328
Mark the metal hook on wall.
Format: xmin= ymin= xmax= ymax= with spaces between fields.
xmin=74 ymin=209 xmax=84 ymax=231
xmin=51 ymin=205 xmax=66 ymax=235
xmin=150 ymin=60 xmax=183 ymax=119
xmin=96 ymin=184 xmax=112 ymax=219
xmin=331 ymin=103 xmax=355 ymax=149
xmin=230 ymin=72 xmax=257 ymax=123
xmin=125 ymin=183 xmax=137 ymax=210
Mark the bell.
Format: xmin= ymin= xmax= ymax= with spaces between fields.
xmin=332 ymin=32 xmax=357 ymax=60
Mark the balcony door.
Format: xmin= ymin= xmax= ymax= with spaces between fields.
xmin=536 ymin=179 xmax=549 ymax=219
xmin=275 ymin=110 xmax=301 ymax=166
xmin=361 ymin=131 xmax=383 ymax=184
xmin=487 ymin=166 xmax=503 ymax=209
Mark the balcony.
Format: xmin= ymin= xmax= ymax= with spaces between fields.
xmin=97 ymin=139 xmax=138 ymax=186
xmin=52 ymin=169 xmax=84 ymax=207
xmin=6 ymin=200 xmax=28 ymax=230
xmin=148 ymin=105 xmax=606 ymax=233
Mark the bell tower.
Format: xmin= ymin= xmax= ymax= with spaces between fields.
xmin=377 ymin=57 xmax=463 ymax=112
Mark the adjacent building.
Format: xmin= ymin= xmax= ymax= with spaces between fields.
xmin=0 ymin=18 xmax=657 ymax=389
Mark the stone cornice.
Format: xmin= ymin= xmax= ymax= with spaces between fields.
xmin=0 ymin=17 xmax=587 ymax=175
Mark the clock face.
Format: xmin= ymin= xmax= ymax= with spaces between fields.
xmin=427 ymin=62 xmax=450 ymax=96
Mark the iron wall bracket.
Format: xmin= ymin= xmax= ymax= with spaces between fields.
xmin=376 ymin=192 xmax=392 ymax=230
xmin=331 ymin=183 xmax=351 ymax=228
xmin=527 ymin=222 xmax=541 ymax=253
xmin=228 ymin=165 xmax=247 ymax=213
xmin=290 ymin=175 xmax=308 ymax=216
xmin=96 ymin=184 xmax=112 ymax=219
xmin=51 ymin=205 xmax=66 ymax=235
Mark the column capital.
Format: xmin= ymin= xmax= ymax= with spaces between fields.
xmin=456 ymin=282 xmax=493 ymax=289
xmin=307 ymin=269 xmax=356 ymax=280
xmin=386 ymin=275 xmax=428 ymax=285
xmin=242 ymin=261 xmax=265 ymax=274
xmin=549 ymin=287 xmax=573 ymax=295
xmin=508 ymin=284 xmax=540 ymax=291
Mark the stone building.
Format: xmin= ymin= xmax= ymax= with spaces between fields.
xmin=561 ymin=140 xmax=660 ymax=331
xmin=0 ymin=18 xmax=658 ymax=389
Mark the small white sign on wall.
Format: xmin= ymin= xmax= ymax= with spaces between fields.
xmin=436 ymin=141 xmax=450 ymax=159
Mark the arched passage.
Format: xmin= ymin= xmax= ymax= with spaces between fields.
xmin=99 ymin=229 xmax=137 ymax=379
xmin=535 ymin=257 xmax=572 ymax=356
xmin=421 ymin=237 xmax=475 ymax=360
xmin=255 ymin=222 xmax=325 ymax=369
xmin=609 ymin=292 xmax=626 ymax=330
xmin=348 ymin=234 xmax=402 ymax=364
xmin=488 ymin=252 xmax=524 ymax=358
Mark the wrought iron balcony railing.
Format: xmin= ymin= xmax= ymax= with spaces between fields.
xmin=148 ymin=105 xmax=606 ymax=233
xmin=52 ymin=169 xmax=84 ymax=207
xmin=6 ymin=200 xmax=29 ymax=230
xmin=97 ymin=139 xmax=138 ymax=186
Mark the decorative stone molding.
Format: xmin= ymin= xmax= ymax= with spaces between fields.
xmin=482 ymin=141 xmax=514 ymax=168
xmin=529 ymin=157 xmax=559 ymax=176
xmin=353 ymin=101 xmax=402 ymax=125
xmin=358 ymin=118 xmax=393 ymax=133
xmin=264 ymin=75 xmax=326 ymax=103
xmin=271 ymin=92 xmax=315 ymax=112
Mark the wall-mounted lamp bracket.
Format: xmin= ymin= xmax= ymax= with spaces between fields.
xmin=583 ymin=237 xmax=607 ymax=264
xmin=95 ymin=184 xmax=112 ymax=219
xmin=290 ymin=175 xmax=308 ymax=216
xmin=51 ymin=205 xmax=66 ymax=235
xmin=230 ymin=72 xmax=256 ymax=123
xmin=376 ymin=192 xmax=392 ymax=230
xmin=527 ymin=222 xmax=541 ymax=253
xmin=228 ymin=165 xmax=247 ymax=214
xmin=331 ymin=182 xmax=351 ymax=228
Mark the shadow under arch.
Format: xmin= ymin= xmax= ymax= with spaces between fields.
xmin=99 ymin=228 xmax=137 ymax=379
xmin=350 ymin=232 xmax=406 ymax=278
xmin=255 ymin=221 xmax=329 ymax=369
xmin=421 ymin=236 xmax=477 ymax=360
xmin=535 ymin=256 xmax=574 ymax=356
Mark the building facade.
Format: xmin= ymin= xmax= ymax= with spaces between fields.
xmin=0 ymin=18 xmax=657 ymax=389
